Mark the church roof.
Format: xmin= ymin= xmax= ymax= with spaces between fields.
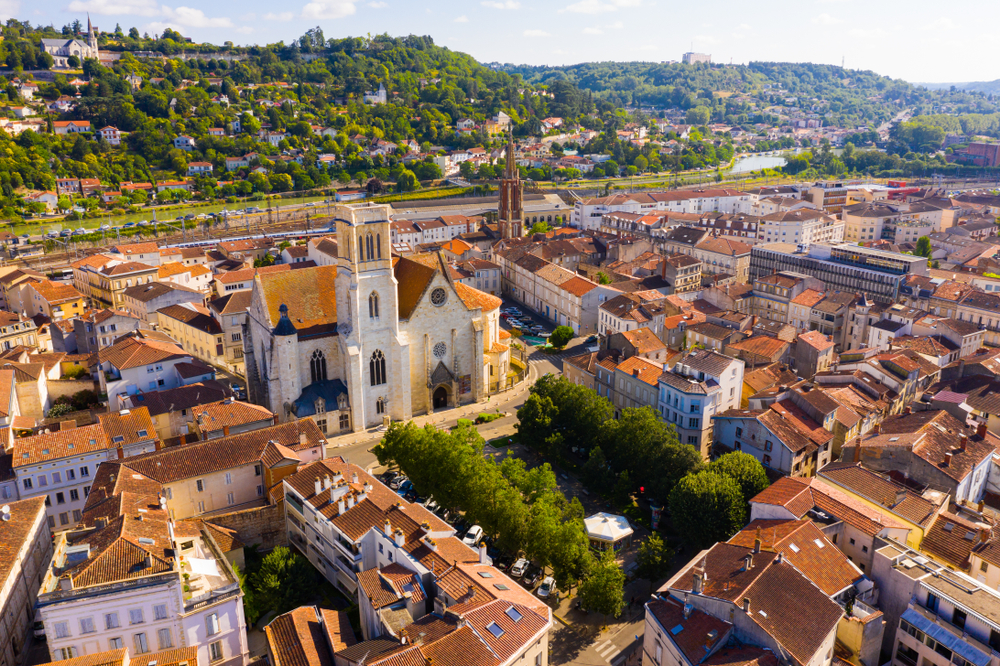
xmin=394 ymin=253 xmax=445 ymax=320
xmin=294 ymin=379 xmax=349 ymax=418
xmin=258 ymin=265 xmax=338 ymax=339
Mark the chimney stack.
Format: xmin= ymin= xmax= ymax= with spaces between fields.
xmin=753 ymin=526 xmax=761 ymax=554
xmin=352 ymin=471 xmax=359 ymax=484
xmin=873 ymin=423 xmax=881 ymax=435
xmin=223 ymin=425 xmax=230 ymax=437
xmin=981 ymin=528 xmax=992 ymax=545
xmin=384 ymin=519 xmax=392 ymax=537
xmin=324 ymin=475 xmax=332 ymax=490
xmin=338 ymin=498 xmax=346 ymax=515
xmin=944 ymin=452 xmax=954 ymax=466
xmin=979 ymin=500 xmax=986 ymax=513
xmin=394 ymin=529 xmax=405 ymax=548
xmin=314 ymin=478 xmax=322 ymax=496
xmin=479 ymin=544 xmax=489 ymax=565
xmin=744 ymin=553 xmax=754 ymax=571
xmin=978 ymin=422 xmax=988 ymax=439
xmin=961 ymin=435 xmax=968 ymax=451
xmin=904 ymin=406 xmax=912 ymax=415
xmin=853 ymin=442 xmax=861 ymax=463
xmin=692 ymin=571 xmax=703 ymax=595
xmin=742 ymin=598 xmax=751 ymax=613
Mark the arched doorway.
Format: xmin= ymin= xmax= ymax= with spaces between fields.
xmin=433 ymin=386 xmax=449 ymax=409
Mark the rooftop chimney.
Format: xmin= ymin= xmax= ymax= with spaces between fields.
xmin=314 ymin=478 xmax=322 ymax=496
xmin=981 ymin=528 xmax=992 ymax=545
xmin=384 ymin=519 xmax=392 ymax=537
xmin=978 ymin=422 xmax=988 ymax=439
xmin=742 ymin=598 xmax=751 ymax=613
xmin=692 ymin=571 xmax=703 ymax=595
xmin=873 ymin=423 xmax=881 ymax=435
xmin=904 ymin=406 xmax=912 ymax=415
xmin=324 ymin=475 xmax=332 ymax=490
xmin=743 ymin=553 xmax=753 ymax=571
xmin=944 ymin=452 xmax=954 ymax=467
xmin=394 ymin=528 xmax=405 ymax=548
xmin=352 ymin=471 xmax=359 ymax=484
xmin=853 ymin=442 xmax=861 ymax=463
xmin=960 ymin=435 xmax=968 ymax=451
xmin=338 ymin=498 xmax=346 ymax=515
xmin=479 ymin=544 xmax=489 ymax=565
xmin=223 ymin=425 xmax=230 ymax=437
xmin=633 ymin=368 xmax=640 ymax=377
xmin=753 ymin=527 xmax=761 ymax=554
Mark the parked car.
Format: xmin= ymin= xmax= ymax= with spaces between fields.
xmin=585 ymin=335 xmax=598 ymax=344
xmin=510 ymin=558 xmax=529 ymax=578
xmin=123 ymin=222 xmax=136 ymax=228
xmin=522 ymin=564 xmax=542 ymax=588
xmin=389 ymin=475 xmax=408 ymax=490
xmin=462 ymin=524 xmax=483 ymax=547
xmin=99 ymin=224 xmax=111 ymax=231
xmin=137 ymin=220 xmax=149 ymax=227
xmin=395 ymin=480 xmax=413 ymax=495
xmin=495 ymin=554 xmax=515 ymax=572
xmin=537 ymin=576 xmax=556 ymax=598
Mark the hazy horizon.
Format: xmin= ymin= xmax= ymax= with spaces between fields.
xmin=7 ymin=0 xmax=997 ymax=83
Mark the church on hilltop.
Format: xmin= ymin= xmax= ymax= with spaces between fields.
xmin=243 ymin=203 xmax=511 ymax=435
xmin=41 ymin=17 xmax=99 ymax=68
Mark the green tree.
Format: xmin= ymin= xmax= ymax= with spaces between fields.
xmin=709 ymin=452 xmax=770 ymax=505
xmin=635 ymin=534 xmax=674 ymax=593
xmin=396 ymin=168 xmax=419 ymax=191
xmin=686 ymin=106 xmax=710 ymax=126
xmin=578 ymin=549 xmax=625 ymax=621
xmin=596 ymin=271 xmax=612 ymax=285
xmin=516 ymin=393 xmax=557 ymax=452
xmin=528 ymin=220 xmax=551 ymax=235
xmin=915 ymin=236 xmax=933 ymax=258
xmin=669 ymin=471 xmax=746 ymax=549
xmin=549 ymin=325 xmax=574 ymax=348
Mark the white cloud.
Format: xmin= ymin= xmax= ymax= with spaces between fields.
xmin=454 ymin=14 xmax=468 ymax=21
xmin=481 ymin=0 xmax=520 ymax=7
xmin=0 ymin=0 xmax=19 ymax=18
xmin=609 ymin=20 xmax=623 ymax=28
xmin=301 ymin=0 xmax=356 ymax=19
xmin=811 ymin=12 xmax=841 ymax=24
xmin=523 ymin=28 xmax=549 ymax=36
xmin=562 ymin=0 xmax=640 ymax=13
xmin=582 ymin=26 xmax=602 ymax=34
xmin=368 ymin=1 xmax=386 ymax=6
xmin=235 ymin=25 xmax=254 ymax=33
xmin=160 ymin=5 xmax=232 ymax=27
xmin=239 ymin=11 xmax=256 ymax=19
xmin=67 ymin=0 xmax=160 ymax=16
xmin=693 ymin=34 xmax=719 ymax=45
xmin=263 ymin=11 xmax=294 ymax=20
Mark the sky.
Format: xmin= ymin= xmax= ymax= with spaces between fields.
xmin=5 ymin=0 xmax=996 ymax=83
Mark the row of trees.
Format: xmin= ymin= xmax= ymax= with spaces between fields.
xmin=516 ymin=375 xmax=770 ymax=548
xmin=373 ymin=421 xmax=593 ymax=590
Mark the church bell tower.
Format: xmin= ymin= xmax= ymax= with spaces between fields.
xmin=497 ymin=129 xmax=523 ymax=239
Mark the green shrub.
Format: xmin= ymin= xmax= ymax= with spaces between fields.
xmin=62 ymin=366 xmax=89 ymax=380
xmin=48 ymin=403 xmax=75 ymax=418
xmin=475 ymin=412 xmax=502 ymax=424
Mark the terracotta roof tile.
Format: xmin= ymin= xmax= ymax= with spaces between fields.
xmin=264 ymin=606 xmax=355 ymax=666
xmin=258 ymin=265 xmax=338 ymax=337
xmin=99 ymin=335 xmax=189 ymax=370
xmin=98 ymin=407 xmax=157 ymax=449
xmin=13 ymin=423 xmax=109 ymax=466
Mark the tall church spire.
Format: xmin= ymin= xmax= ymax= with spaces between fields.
xmin=87 ymin=14 xmax=97 ymax=49
xmin=497 ymin=128 xmax=523 ymax=239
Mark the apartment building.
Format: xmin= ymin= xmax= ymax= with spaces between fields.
xmin=207 ymin=292 xmax=250 ymax=377
xmin=72 ymin=309 xmax=145 ymax=354
xmin=120 ymin=282 xmax=204 ymax=328
xmin=657 ymin=349 xmax=744 ymax=457
xmin=20 ymin=280 xmax=86 ymax=321
xmin=97 ymin=334 xmax=211 ymax=410
xmin=759 ymin=208 xmax=845 ymax=246
xmin=156 ymin=304 xmax=225 ymax=371
xmin=0 ymin=497 xmax=52 ymax=666
xmin=571 ymin=189 xmax=752 ymax=231
xmin=281 ymin=457 xmax=552 ymax=665
xmin=749 ymin=243 xmax=929 ymax=304
xmin=37 ymin=495 xmax=248 ymax=666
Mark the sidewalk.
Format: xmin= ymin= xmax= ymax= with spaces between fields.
xmin=326 ymin=361 xmax=541 ymax=451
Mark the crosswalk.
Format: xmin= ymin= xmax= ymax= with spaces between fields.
xmin=595 ymin=639 xmax=625 ymax=664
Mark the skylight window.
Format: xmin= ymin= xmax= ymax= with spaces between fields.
xmin=789 ymin=543 xmax=800 ymax=553
xmin=137 ymin=537 xmax=155 ymax=545
xmin=112 ymin=436 xmax=125 ymax=443
xmin=889 ymin=437 xmax=900 ymax=442
xmin=671 ymin=625 xmax=684 ymax=635
xmin=505 ymin=606 xmax=522 ymax=622
xmin=137 ymin=430 xmax=148 ymax=438
xmin=486 ymin=622 xmax=504 ymax=638
xmin=494 ymin=584 xmax=510 ymax=591
xmin=477 ymin=571 xmax=494 ymax=578
xmin=758 ymin=610 xmax=768 ymax=618
xmin=944 ymin=523 xmax=954 ymax=532
xmin=813 ymin=539 xmax=825 ymax=549
xmin=41 ymin=448 xmax=49 ymax=455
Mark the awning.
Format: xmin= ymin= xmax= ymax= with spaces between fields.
xmin=901 ymin=608 xmax=990 ymax=666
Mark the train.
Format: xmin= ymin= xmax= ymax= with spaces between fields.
xmin=163 ymin=226 xmax=336 ymax=250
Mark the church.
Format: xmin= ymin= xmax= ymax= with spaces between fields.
xmin=41 ymin=17 xmax=99 ymax=69
xmin=243 ymin=203 xmax=511 ymax=435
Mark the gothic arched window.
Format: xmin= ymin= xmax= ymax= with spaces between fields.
xmin=376 ymin=233 xmax=382 ymax=259
xmin=376 ymin=398 xmax=386 ymax=414
xmin=310 ymin=349 xmax=328 ymax=384
xmin=369 ymin=292 xmax=379 ymax=319
xmin=370 ymin=349 xmax=386 ymax=386
xmin=365 ymin=233 xmax=374 ymax=261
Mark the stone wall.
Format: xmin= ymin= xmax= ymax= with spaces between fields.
xmin=48 ymin=379 xmax=98 ymax=403
xmin=207 ymin=501 xmax=287 ymax=551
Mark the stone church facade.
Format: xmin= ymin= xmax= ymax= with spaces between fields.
xmin=243 ymin=203 xmax=510 ymax=435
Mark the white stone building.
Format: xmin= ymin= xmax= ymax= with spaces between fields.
xmin=244 ymin=204 xmax=509 ymax=433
